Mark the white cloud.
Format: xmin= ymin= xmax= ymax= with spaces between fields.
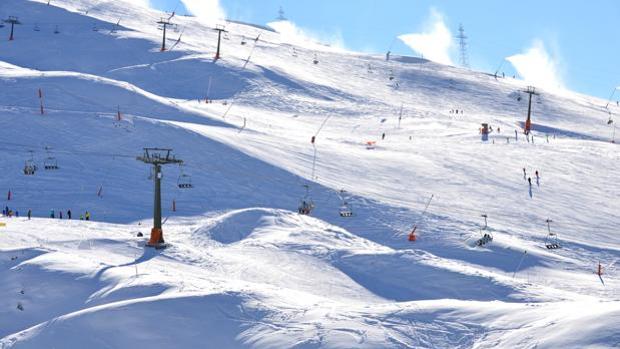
xmin=267 ymin=20 xmax=345 ymax=51
xmin=398 ymin=9 xmax=454 ymax=65
xmin=507 ymin=39 xmax=564 ymax=91
xmin=180 ymin=0 xmax=226 ymax=25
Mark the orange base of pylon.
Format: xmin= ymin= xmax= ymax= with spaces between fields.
xmin=147 ymin=227 xmax=164 ymax=247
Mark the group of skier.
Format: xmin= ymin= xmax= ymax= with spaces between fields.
xmin=523 ymin=168 xmax=541 ymax=188
xmin=49 ymin=209 xmax=90 ymax=221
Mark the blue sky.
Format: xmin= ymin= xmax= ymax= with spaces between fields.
xmin=150 ymin=0 xmax=619 ymax=99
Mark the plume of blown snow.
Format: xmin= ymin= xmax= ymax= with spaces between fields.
xmin=180 ymin=0 xmax=226 ymax=25
xmin=126 ymin=0 xmax=151 ymax=7
xmin=398 ymin=9 xmax=454 ymax=65
xmin=267 ymin=20 xmax=346 ymax=52
xmin=507 ymin=40 xmax=564 ymax=91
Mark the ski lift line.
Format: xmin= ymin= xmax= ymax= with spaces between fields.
xmin=0 ymin=141 xmax=135 ymax=159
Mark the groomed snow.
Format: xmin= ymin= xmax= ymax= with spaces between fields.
xmin=0 ymin=0 xmax=618 ymax=347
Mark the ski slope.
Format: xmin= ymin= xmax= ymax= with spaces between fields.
xmin=0 ymin=0 xmax=619 ymax=348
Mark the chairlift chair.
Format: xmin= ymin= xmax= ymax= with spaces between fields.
xmin=476 ymin=229 xmax=493 ymax=246
xmin=23 ymin=160 xmax=36 ymax=175
xmin=337 ymin=189 xmax=353 ymax=217
xmin=177 ymin=174 xmax=193 ymax=189
xmin=177 ymin=165 xmax=193 ymax=188
xmin=475 ymin=214 xmax=493 ymax=246
xmin=544 ymin=219 xmax=560 ymax=249
xmin=44 ymin=156 xmax=59 ymax=170
xmin=298 ymin=184 xmax=315 ymax=215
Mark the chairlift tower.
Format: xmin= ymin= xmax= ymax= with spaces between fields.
xmin=4 ymin=16 xmax=22 ymax=41
xmin=456 ymin=23 xmax=469 ymax=68
xmin=137 ymin=148 xmax=183 ymax=247
xmin=522 ymin=86 xmax=539 ymax=135
xmin=277 ymin=6 xmax=287 ymax=21
xmin=157 ymin=17 xmax=174 ymax=51
xmin=213 ymin=24 xmax=228 ymax=60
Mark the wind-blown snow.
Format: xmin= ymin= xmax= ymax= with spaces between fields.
xmin=398 ymin=8 xmax=454 ymax=65
xmin=507 ymin=39 xmax=564 ymax=92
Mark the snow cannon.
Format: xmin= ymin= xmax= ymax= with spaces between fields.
xmin=408 ymin=226 xmax=417 ymax=241
xmin=480 ymin=123 xmax=489 ymax=141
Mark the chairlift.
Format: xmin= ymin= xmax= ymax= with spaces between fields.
xmin=43 ymin=147 xmax=59 ymax=170
xmin=544 ymin=219 xmax=560 ymax=249
xmin=338 ymin=189 xmax=353 ymax=217
xmin=23 ymin=151 xmax=37 ymax=175
xmin=475 ymin=214 xmax=493 ymax=246
xmin=297 ymin=184 xmax=315 ymax=215
xmin=176 ymin=164 xmax=193 ymax=188
xmin=44 ymin=157 xmax=59 ymax=170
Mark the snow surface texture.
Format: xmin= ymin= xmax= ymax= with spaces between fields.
xmin=0 ymin=0 xmax=619 ymax=348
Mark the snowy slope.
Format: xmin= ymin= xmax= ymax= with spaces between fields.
xmin=0 ymin=0 xmax=619 ymax=348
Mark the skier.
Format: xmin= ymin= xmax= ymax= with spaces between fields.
xmin=382 ymin=133 xmax=386 ymax=140
xmin=515 ymin=129 xmax=518 ymax=141
xmin=497 ymin=127 xmax=500 ymax=133
xmin=528 ymin=177 xmax=532 ymax=187
xmin=523 ymin=168 xmax=527 ymax=180
xmin=50 ymin=209 xmax=55 ymax=219
xmin=67 ymin=209 xmax=72 ymax=220
xmin=59 ymin=211 xmax=63 ymax=219
xmin=15 ymin=211 xmax=19 ymax=218
xmin=27 ymin=209 xmax=31 ymax=220
xmin=80 ymin=214 xmax=84 ymax=220
xmin=85 ymin=211 xmax=91 ymax=221
xmin=535 ymin=170 xmax=540 ymax=186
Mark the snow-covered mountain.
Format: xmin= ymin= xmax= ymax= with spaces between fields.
xmin=0 ymin=0 xmax=618 ymax=348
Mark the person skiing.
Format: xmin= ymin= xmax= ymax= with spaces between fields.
xmin=382 ymin=133 xmax=386 ymax=140
xmin=80 ymin=214 xmax=84 ymax=220
xmin=523 ymin=168 xmax=527 ymax=179
xmin=59 ymin=211 xmax=63 ymax=219
xmin=535 ymin=170 xmax=540 ymax=186
xmin=27 ymin=209 xmax=31 ymax=220
xmin=85 ymin=211 xmax=90 ymax=221
xmin=50 ymin=209 xmax=55 ymax=219
xmin=67 ymin=209 xmax=72 ymax=220
xmin=528 ymin=177 xmax=532 ymax=187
